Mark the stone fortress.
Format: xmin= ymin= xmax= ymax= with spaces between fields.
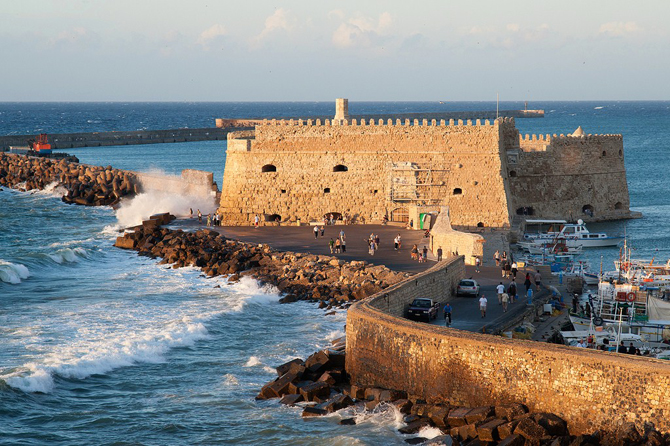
xmin=218 ymin=99 xmax=634 ymax=235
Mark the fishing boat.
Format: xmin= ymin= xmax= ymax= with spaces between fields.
xmin=522 ymin=219 xmax=623 ymax=248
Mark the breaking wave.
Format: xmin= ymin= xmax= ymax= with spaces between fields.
xmin=0 ymin=260 xmax=30 ymax=284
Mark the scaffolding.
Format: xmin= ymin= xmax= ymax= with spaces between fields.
xmin=390 ymin=162 xmax=450 ymax=205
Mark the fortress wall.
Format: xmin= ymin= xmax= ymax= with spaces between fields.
xmin=219 ymin=122 xmax=512 ymax=227
xmin=508 ymin=134 xmax=630 ymax=220
xmin=346 ymin=259 xmax=670 ymax=435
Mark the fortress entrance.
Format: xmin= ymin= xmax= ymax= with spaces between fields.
xmin=323 ymin=212 xmax=342 ymax=222
xmin=264 ymin=214 xmax=281 ymax=222
xmin=391 ymin=208 xmax=409 ymax=223
xmin=516 ymin=206 xmax=535 ymax=216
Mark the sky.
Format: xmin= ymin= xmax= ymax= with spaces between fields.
xmin=1 ymin=0 xmax=669 ymax=101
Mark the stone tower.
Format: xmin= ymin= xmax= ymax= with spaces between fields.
xmin=334 ymin=98 xmax=349 ymax=123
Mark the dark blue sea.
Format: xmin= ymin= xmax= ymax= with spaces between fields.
xmin=1 ymin=101 xmax=669 ymax=445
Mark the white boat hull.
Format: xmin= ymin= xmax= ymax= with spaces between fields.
xmin=568 ymin=314 xmax=670 ymax=343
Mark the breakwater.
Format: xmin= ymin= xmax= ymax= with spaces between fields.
xmin=113 ymin=223 xmax=409 ymax=307
xmin=346 ymin=259 xmax=670 ymax=436
xmin=258 ymin=346 xmax=664 ymax=445
xmin=0 ymin=153 xmax=138 ymax=206
xmin=0 ymin=127 xmax=241 ymax=150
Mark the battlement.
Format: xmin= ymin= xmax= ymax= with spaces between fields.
xmin=259 ymin=117 xmax=499 ymax=127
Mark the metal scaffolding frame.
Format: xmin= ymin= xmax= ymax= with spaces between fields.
xmin=389 ymin=163 xmax=451 ymax=205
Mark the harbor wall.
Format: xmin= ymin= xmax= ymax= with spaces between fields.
xmin=0 ymin=127 xmax=240 ymax=150
xmin=346 ymin=259 xmax=670 ymax=435
xmin=218 ymin=119 xmax=513 ymax=228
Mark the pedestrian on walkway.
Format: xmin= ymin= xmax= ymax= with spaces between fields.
xmin=475 ymin=256 xmax=481 ymax=273
xmin=394 ymin=235 xmax=400 ymax=251
xmin=411 ymin=244 xmax=418 ymax=260
xmin=422 ymin=246 xmax=428 ymax=261
xmin=320 ymin=226 xmax=325 ymax=237
xmin=329 ymin=238 xmax=335 ymax=253
xmin=314 ymin=226 xmax=319 ymax=239
xmin=197 ymin=209 xmax=202 ymax=223
xmin=534 ymin=270 xmax=542 ymax=291
xmin=511 ymin=261 xmax=518 ymax=279
xmin=437 ymin=246 xmax=443 ymax=262
xmin=508 ymin=280 xmax=517 ymax=304
xmin=339 ymin=229 xmax=345 ymax=242
xmin=335 ymin=238 xmax=341 ymax=253
xmin=479 ymin=295 xmax=488 ymax=318
xmin=494 ymin=250 xmax=500 ymax=267
xmin=254 ymin=215 xmax=260 ymax=228
xmin=524 ymin=273 xmax=532 ymax=293
xmin=502 ymin=251 xmax=507 ymax=263
xmin=504 ymin=261 xmax=511 ymax=279
xmin=443 ymin=302 xmax=452 ymax=326
xmin=502 ymin=292 xmax=509 ymax=312
xmin=496 ymin=282 xmax=505 ymax=305
xmin=341 ymin=238 xmax=346 ymax=252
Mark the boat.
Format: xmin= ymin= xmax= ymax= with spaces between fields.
xmin=568 ymin=281 xmax=670 ymax=343
xmin=522 ymin=219 xmax=623 ymax=248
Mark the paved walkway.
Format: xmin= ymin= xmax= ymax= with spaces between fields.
xmin=176 ymin=220 xmax=438 ymax=274
xmin=173 ymin=219 xmax=546 ymax=334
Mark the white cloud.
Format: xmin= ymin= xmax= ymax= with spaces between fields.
xmin=331 ymin=12 xmax=393 ymax=49
xmin=599 ymin=21 xmax=641 ymax=37
xmin=251 ymin=8 xmax=292 ymax=48
xmin=197 ymin=24 xmax=227 ymax=49
xmin=506 ymin=23 xmax=520 ymax=33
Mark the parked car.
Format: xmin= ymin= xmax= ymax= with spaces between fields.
xmin=407 ymin=298 xmax=439 ymax=322
xmin=456 ymin=279 xmax=480 ymax=297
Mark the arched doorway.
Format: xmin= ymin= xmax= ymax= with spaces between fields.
xmin=264 ymin=214 xmax=281 ymax=222
xmin=614 ymin=202 xmax=623 ymax=210
xmin=261 ymin=164 xmax=277 ymax=172
xmin=477 ymin=222 xmax=485 ymax=228
xmin=582 ymin=204 xmax=594 ymax=217
xmin=333 ymin=165 xmax=348 ymax=172
xmin=516 ymin=206 xmax=535 ymax=216
xmin=323 ymin=212 xmax=342 ymax=223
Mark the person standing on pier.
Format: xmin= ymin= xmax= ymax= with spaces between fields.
xmin=502 ymin=292 xmax=509 ymax=312
xmin=314 ymin=226 xmax=319 ymax=239
xmin=197 ymin=209 xmax=202 ymax=223
xmin=475 ymin=256 xmax=481 ymax=273
xmin=494 ymin=250 xmax=500 ymax=267
xmin=437 ymin=246 xmax=443 ymax=262
xmin=254 ymin=215 xmax=259 ymax=228
xmin=496 ymin=282 xmax=505 ymax=305
xmin=534 ymin=270 xmax=542 ymax=291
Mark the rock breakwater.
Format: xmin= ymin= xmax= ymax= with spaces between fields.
xmin=260 ymin=344 xmax=670 ymax=446
xmin=0 ymin=153 xmax=138 ymax=206
xmin=114 ymin=221 xmax=409 ymax=307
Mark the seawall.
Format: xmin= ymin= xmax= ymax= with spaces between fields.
xmin=346 ymin=258 xmax=670 ymax=435
xmin=0 ymin=127 xmax=243 ymax=150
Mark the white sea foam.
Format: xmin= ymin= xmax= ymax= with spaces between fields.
xmin=114 ymin=189 xmax=216 ymax=227
xmin=594 ymin=106 xmax=604 ymax=110
xmin=325 ymin=329 xmax=345 ymax=341
xmin=244 ymin=356 xmax=262 ymax=367
xmin=0 ymin=260 xmax=30 ymax=284
xmin=35 ymin=181 xmax=68 ymax=197
xmin=417 ymin=426 xmax=444 ymax=439
xmin=222 ymin=374 xmax=239 ymax=386
xmin=4 ymin=319 xmax=210 ymax=393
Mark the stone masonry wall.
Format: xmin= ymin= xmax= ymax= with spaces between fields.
xmin=219 ymin=119 xmax=512 ymax=228
xmin=346 ymin=261 xmax=670 ymax=435
xmin=507 ymin=130 xmax=631 ymax=221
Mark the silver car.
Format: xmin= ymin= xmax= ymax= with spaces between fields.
xmin=456 ymin=279 xmax=480 ymax=297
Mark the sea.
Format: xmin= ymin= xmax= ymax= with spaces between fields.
xmin=1 ymin=101 xmax=669 ymax=445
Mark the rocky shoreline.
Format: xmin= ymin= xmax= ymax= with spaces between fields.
xmin=259 ymin=344 xmax=670 ymax=446
xmin=114 ymin=215 xmax=410 ymax=307
xmin=0 ymin=153 xmax=138 ymax=206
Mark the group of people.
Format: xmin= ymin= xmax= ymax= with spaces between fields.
xmin=190 ymin=208 xmax=222 ymax=227
xmin=328 ymin=229 xmax=347 ymax=254
xmin=493 ymin=250 xmax=518 ymax=279
xmin=366 ymin=233 xmax=380 ymax=256
xmin=410 ymin=244 xmax=430 ymax=262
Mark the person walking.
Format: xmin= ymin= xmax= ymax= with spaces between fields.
xmin=500 ymin=260 xmax=506 ymax=278
xmin=369 ymin=240 xmax=376 ymax=256
xmin=254 ymin=215 xmax=260 ymax=228
xmin=314 ymin=226 xmax=319 ymax=239
xmin=197 ymin=209 xmax=202 ymax=223
xmin=502 ymin=292 xmax=509 ymax=312
xmin=504 ymin=261 xmax=511 ymax=279
xmin=422 ymin=246 xmax=428 ymax=261
xmin=437 ymin=246 xmax=443 ymax=262
xmin=411 ymin=244 xmax=418 ymax=260
xmin=493 ymin=250 xmax=500 ymax=267
xmin=394 ymin=235 xmax=400 ymax=251
xmin=329 ymin=238 xmax=335 ymax=254
xmin=320 ymin=226 xmax=325 ymax=237
xmin=335 ymin=238 xmax=341 ymax=254
xmin=534 ymin=270 xmax=542 ymax=291
xmin=496 ymin=282 xmax=505 ymax=305
xmin=443 ymin=302 xmax=452 ymax=327
xmin=341 ymin=238 xmax=346 ymax=253
xmin=511 ymin=261 xmax=518 ymax=279
xmin=508 ymin=280 xmax=517 ymax=304
xmin=475 ymin=256 xmax=481 ymax=273
xmin=339 ymin=229 xmax=345 ymax=242
xmin=189 ymin=208 xmax=193 ymax=219
xmin=524 ymin=273 xmax=532 ymax=293
xmin=479 ymin=295 xmax=488 ymax=318
xmin=397 ymin=234 xmax=402 ymax=250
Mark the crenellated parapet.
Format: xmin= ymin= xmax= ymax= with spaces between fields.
xmin=259 ymin=117 xmax=496 ymax=127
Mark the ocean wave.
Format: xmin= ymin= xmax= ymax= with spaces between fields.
xmin=47 ymin=247 xmax=88 ymax=264
xmin=114 ymin=190 xmax=216 ymax=227
xmin=3 ymin=319 xmax=210 ymax=394
xmin=34 ymin=181 xmax=68 ymax=198
xmin=0 ymin=260 xmax=30 ymax=284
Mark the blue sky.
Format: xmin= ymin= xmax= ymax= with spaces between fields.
xmin=1 ymin=0 xmax=669 ymax=101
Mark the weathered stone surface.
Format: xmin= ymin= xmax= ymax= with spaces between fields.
xmin=299 ymin=381 xmax=330 ymax=401
xmin=339 ymin=418 xmax=356 ymax=425
xmin=514 ymin=418 xmax=548 ymax=440
xmin=279 ymin=393 xmax=304 ymax=406
xmin=393 ymin=399 xmax=413 ymax=414
xmin=398 ymin=418 xmax=431 ymax=435
xmin=268 ymin=371 xmax=301 ymax=398
xmin=428 ymin=406 xmax=451 ymax=428
xmin=533 ymin=412 xmax=568 ymax=436
xmin=495 ymin=404 xmax=529 ymax=421
xmin=302 ymin=406 xmax=328 ymax=417
xmin=276 ymin=358 xmax=305 ymax=377
xmin=448 ymin=407 xmax=471 ymax=427
xmin=424 ymin=435 xmax=455 ymax=446
xmin=476 ymin=418 xmax=507 ymax=441
xmin=465 ymin=406 xmax=494 ymax=424
xmin=497 ymin=434 xmax=525 ymax=446
xmin=317 ymin=394 xmax=354 ymax=413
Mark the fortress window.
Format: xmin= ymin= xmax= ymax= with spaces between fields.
xmin=373 ymin=190 xmax=378 ymax=194
xmin=602 ymin=151 xmax=607 ymax=157
xmin=281 ymin=189 xmax=286 ymax=194
xmin=333 ymin=165 xmax=348 ymax=172
xmin=516 ymin=207 xmax=535 ymax=216
xmin=619 ymin=149 xmax=623 ymax=157
xmin=614 ymin=202 xmax=623 ymax=210
xmin=509 ymin=170 xmax=517 ymax=177
xmin=324 ymin=188 xmax=331 ymax=193
xmin=262 ymin=164 xmax=277 ymax=173
xmin=477 ymin=222 xmax=485 ymax=228
xmin=453 ymin=188 xmax=462 ymax=195
xmin=582 ymin=204 xmax=594 ymax=216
